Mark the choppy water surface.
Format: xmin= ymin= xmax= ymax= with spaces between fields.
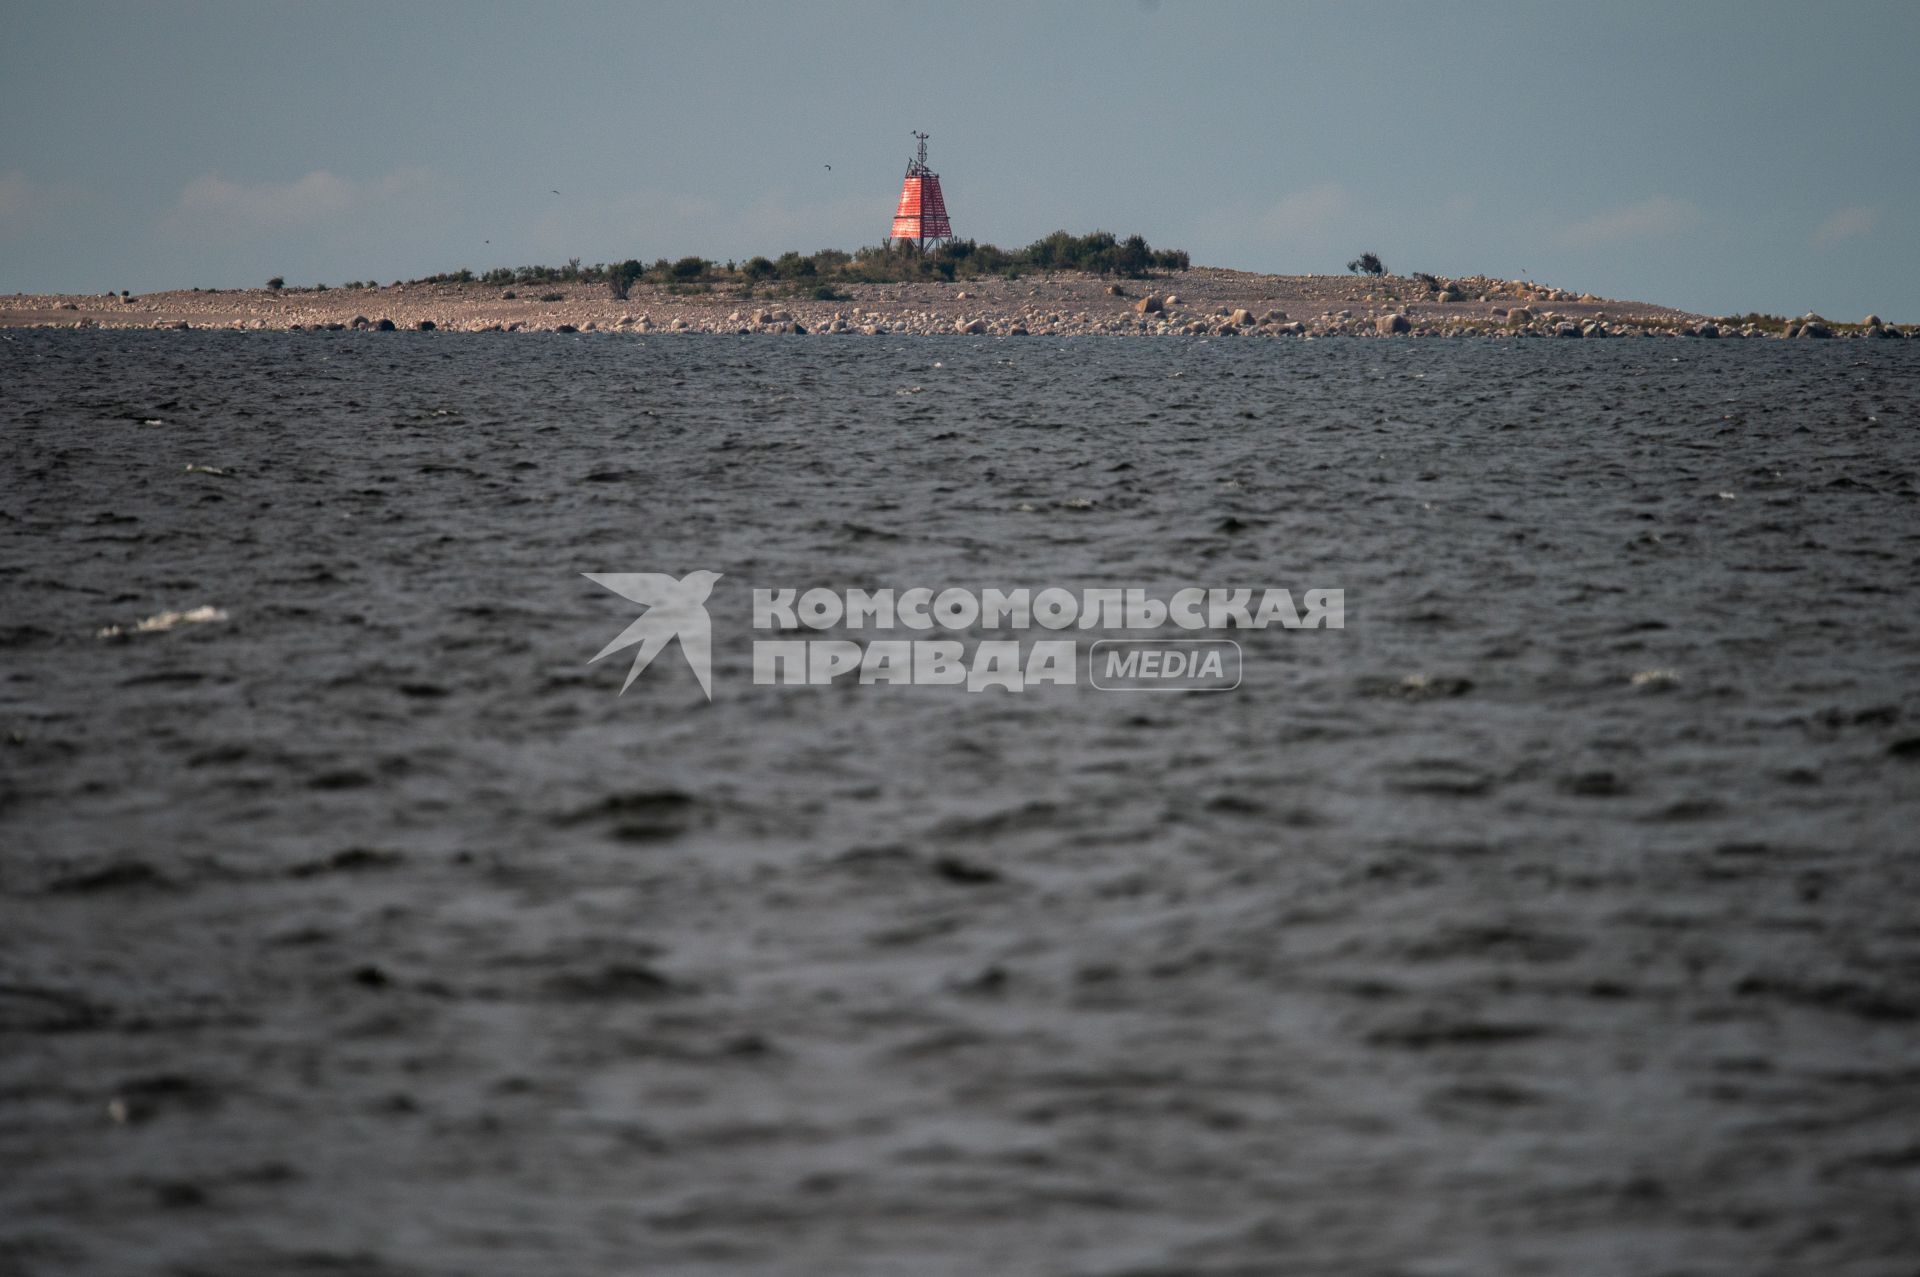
xmin=4 ymin=332 xmax=1919 ymax=1276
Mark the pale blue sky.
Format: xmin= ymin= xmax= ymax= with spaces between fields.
xmin=3 ymin=1 xmax=1914 ymax=318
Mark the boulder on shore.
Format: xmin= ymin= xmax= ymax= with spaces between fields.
xmin=1376 ymin=313 xmax=1410 ymax=335
xmin=1134 ymin=295 xmax=1164 ymax=314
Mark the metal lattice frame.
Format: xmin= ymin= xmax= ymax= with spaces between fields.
xmin=890 ymin=131 xmax=952 ymax=248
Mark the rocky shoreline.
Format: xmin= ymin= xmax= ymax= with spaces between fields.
xmin=3 ymin=266 xmax=1909 ymax=339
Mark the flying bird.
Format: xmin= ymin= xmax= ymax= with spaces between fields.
xmin=585 ymin=570 xmax=723 ymax=699
xmin=550 ymin=189 xmax=562 ymax=195
xmin=823 ymin=164 xmax=831 ymax=171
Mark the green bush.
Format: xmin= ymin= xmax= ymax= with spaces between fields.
xmin=397 ymin=229 xmax=1191 ymax=297
xmin=608 ymin=259 xmax=644 ymax=300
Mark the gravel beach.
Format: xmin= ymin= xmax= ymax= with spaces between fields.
xmin=0 ymin=267 xmax=1746 ymax=339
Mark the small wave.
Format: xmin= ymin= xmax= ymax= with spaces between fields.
xmin=95 ymin=605 xmax=227 ymax=639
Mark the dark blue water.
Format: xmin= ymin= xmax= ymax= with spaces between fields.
xmin=4 ymin=331 xmax=1919 ymax=1276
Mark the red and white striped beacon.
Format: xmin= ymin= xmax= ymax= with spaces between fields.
xmin=889 ymin=131 xmax=952 ymax=248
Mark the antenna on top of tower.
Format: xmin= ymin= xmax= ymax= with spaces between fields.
xmin=909 ymin=131 xmax=932 ymax=177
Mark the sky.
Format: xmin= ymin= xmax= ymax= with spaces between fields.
xmin=2 ymin=1 xmax=1915 ymax=319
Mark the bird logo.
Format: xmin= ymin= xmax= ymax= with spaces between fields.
xmin=585 ymin=570 xmax=723 ymax=699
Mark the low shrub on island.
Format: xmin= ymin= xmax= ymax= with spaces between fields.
xmin=405 ymin=231 xmax=1191 ymax=299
